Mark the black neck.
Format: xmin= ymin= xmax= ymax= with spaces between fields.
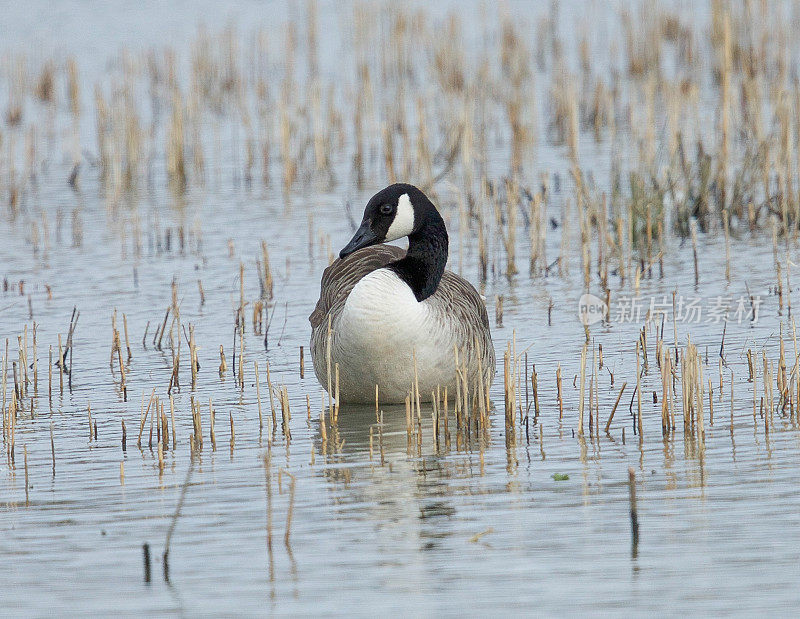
xmin=389 ymin=210 xmax=448 ymax=301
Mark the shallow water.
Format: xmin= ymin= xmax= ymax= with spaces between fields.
xmin=3 ymin=1 xmax=800 ymax=616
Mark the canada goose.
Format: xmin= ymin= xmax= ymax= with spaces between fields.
xmin=309 ymin=183 xmax=495 ymax=404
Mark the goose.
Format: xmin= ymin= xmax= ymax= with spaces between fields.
xmin=309 ymin=183 xmax=495 ymax=404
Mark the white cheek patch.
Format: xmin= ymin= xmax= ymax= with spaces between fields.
xmin=385 ymin=193 xmax=415 ymax=242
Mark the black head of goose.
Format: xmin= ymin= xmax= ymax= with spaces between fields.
xmin=339 ymin=183 xmax=447 ymax=302
xmin=310 ymin=183 xmax=495 ymax=405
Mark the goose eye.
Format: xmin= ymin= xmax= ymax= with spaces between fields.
xmin=380 ymin=203 xmax=394 ymax=215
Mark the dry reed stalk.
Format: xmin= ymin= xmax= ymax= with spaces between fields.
xmin=9 ymin=389 xmax=16 ymax=464
xmin=209 ymin=398 xmax=216 ymax=451
xmin=57 ymin=334 xmax=63 ymax=395
xmin=189 ymin=325 xmax=198 ymax=389
xmin=280 ymin=386 xmax=292 ymax=440
xmin=589 ymin=346 xmax=597 ymax=435
xmin=325 ymin=316 xmax=333 ymax=412
xmin=21 ymin=327 xmax=28 ymax=395
xmin=160 ymin=404 xmax=169 ymax=451
xmin=137 ymin=389 xmax=156 ymax=448
xmin=299 ymin=346 xmax=304 ymax=379
xmin=503 ymin=342 xmax=518 ymax=434
xmin=238 ymin=323 xmax=245 ymax=391
xmin=708 ymin=379 xmax=714 ymax=426
xmin=605 ymin=382 xmax=628 ymax=434
xmin=578 ymin=344 xmax=587 ymax=436
xmin=636 ymin=340 xmax=643 ymax=440
xmin=476 ymin=341 xmax=487 ymax=425
xmin=412 ymin=351 xmax=421 ymax=422
xmin=123 ymin=314 xmax=132 ymax=362
xmin=155 ymin=308 xmax=170 ymax=350
xmin=254 ymin=360 xmax=263 ymax=430
xmin=219 ymin=345 xmax=227 ymax=377
xmin=265 ymin=360 xmax=277 ymax=431
xmin=1 ymin=340 xmax=7 ymax=432
xmin=319 ymin=404 xmax=327 ymax=444
xmin=116 ymin=328 xmax=126 ymax=399
xmin=334 ymin=364 xmax=340 ymax=423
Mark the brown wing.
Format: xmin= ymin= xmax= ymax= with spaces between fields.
xmin=436 ymin=271 xmax=491 ymax=329
xmin=309 ymin=244 xmax=406 ymax=329
xmin=430 ymin=271 xmax=496 ymax=383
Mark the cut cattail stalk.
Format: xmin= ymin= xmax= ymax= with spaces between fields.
xmin=299 ymin=346 xmax=304 ymax=379
xmin=605 ymin=383 xmax=627 ymax=434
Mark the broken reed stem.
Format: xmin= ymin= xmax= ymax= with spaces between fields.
xmin=334 ymin=364 xmax=340 ymax=422
xmin=170 ymin=395 xmax=176 ymax=448
xmin=123 ymin=313 xmax=132 ymax=362
xmin=209 ymin=397 xmax=216 ymax=450
xmin=299 ymin=346 xmax=304 ymax=379
xmin=636 ymin=340 xmax=643 ymax=440
xmin=605 ymin=383 xmax=627 ymax=434
xmin=58 ymin=334 xmax=64 ymax=395
xmin=556 ymin=364 xmax=563 ymax=420
xmin=266 ymin=360 xmax=277 ymax=431
xmin=137 ymin=388 xmax=156 ymax=448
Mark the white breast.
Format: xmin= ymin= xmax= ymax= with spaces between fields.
xmin=333 ymin=268 xmax=458 ymax=402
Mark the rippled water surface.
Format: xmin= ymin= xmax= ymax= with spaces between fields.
xmin=3 ymin=1 xmax=800 ymax=616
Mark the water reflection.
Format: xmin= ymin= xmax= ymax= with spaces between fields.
xmin=313 ymin=402 xmax=480 ymax=555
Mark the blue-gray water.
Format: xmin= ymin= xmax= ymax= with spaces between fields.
xmin=2 ymin=1 xmax=800 ymax=615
